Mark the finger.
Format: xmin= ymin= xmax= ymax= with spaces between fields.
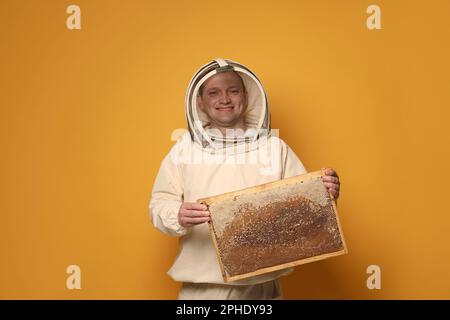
xmin=323 ymin=182 xmax=339 ymax=190
xmin=325 ymin=185 xmax=339 ymax=196
xmin=182 ymin=210 xmax=211 ymax=217
xmin=183 ymin=216 xmax=210 ymax=225
xmin=329 ymin=186 xmax=338 ymax=195
xmin=322 ymin=175 xmax=339 ymax=184
xmin=184 ymin=202 xmax=208 ymax=211
xmin=324 ymin=168 xmax=337 ymax=177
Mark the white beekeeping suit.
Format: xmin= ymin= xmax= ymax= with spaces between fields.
xmin=149 ymin=58 xmax=307 ymax=298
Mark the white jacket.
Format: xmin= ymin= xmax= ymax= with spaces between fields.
xmin=149 ymin=58 xmax=307 ymax=285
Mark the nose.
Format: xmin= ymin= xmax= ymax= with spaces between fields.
xmin=219 ymin=93 xmax=231 ymax=104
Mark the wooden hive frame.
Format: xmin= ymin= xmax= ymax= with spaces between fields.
xmin=197 ymin=169 xmax=348 ymax=283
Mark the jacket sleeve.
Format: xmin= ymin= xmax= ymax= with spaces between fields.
xmin=149 ymin=152 xmax=188 ymax=237
xmin=281 ymin=141 xmax=308 ymax=179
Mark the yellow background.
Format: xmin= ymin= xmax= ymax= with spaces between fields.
xmin=1 ymin=0 xmax=449 ymax=299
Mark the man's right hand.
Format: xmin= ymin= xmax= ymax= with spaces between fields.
xmin=178 ymin=202 xmax=210 ymax=227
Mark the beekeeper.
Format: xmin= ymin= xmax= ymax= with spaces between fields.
xmin=149 ymin=58 xmax=340 ymax=300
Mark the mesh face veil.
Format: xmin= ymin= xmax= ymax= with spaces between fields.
xmin=185 ymin=58 xmax=271 ymax=153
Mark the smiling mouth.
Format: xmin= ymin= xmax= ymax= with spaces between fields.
xmin=216 ymin=106 xmax=234 ymax=111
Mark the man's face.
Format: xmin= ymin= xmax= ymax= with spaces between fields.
xmin=197 ymin=71 xmax=248 ymax=131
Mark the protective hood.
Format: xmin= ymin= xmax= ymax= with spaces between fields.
xmin=185 ymin=58 xmax=271 ymax=153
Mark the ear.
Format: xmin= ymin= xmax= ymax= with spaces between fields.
xmin=243 ymin=90 xmax=249 ymax=108
xmin=197 ymin=94 xmax=205 ymax=111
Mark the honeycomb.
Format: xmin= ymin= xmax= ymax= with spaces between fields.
xmin=199 ymin=170 xmax=347 ymax=282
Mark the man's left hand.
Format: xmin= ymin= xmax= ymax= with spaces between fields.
xmin=322 ymin=168 xmax=340 ymax=200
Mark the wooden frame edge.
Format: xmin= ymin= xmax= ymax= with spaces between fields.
xmin=198 ymin=169 xmax=325 ymax=205
xmin=197 ymin=168 xmax=348 ymax=283
xmin=226 ymin=249 xmax=348 ymax=282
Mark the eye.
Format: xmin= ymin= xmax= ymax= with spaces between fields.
xmin=230 ymin=89 xmax=239 ymax=94
xmin=208 ymin=91 xmax=218 ymax=96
